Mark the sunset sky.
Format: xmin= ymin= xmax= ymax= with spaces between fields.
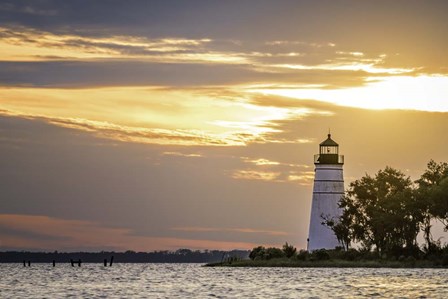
xmin=1 ymin=0 xmax=448 ymax=252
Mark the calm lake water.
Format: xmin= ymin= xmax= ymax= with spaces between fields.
xmin=1 ymin=263 xmax=447 ymax=298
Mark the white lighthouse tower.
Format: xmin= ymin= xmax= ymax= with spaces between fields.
xmin=307 ymin=133 xmax=344 ymax=251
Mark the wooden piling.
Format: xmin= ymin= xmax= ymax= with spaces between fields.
xmin=109 ymin=256 xmax=114 ymax=267
xmin=53 ymin=260 xmax=56 ymax=267
xmin=78 ymin=259 xmax=81 ymax=267
xmin=27 ymin=261 xmax=31 ymax=267
xmin=70 ymin=259 xmax=74 ymax=267
xmin=104 ymin=259 xmax=107 ymax=266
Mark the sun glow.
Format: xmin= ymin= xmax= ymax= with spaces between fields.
xmin=272 ymin=63 xmax=413 ymax=75
xmin=0 ymin=87 xmax=317 ymax=146
xmin=250 ymin=75 xmax=448 ymax=112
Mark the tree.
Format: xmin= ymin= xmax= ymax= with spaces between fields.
xmin=415 ymin=160 xmax=448 ymax=252
xmin=416 ymin=160 xmax=448 ymax=188
xmin=282 ymin=242 xmax=297 ymax=258
xmin=328 ymin=167 xmax=418 ymax=257
xmin=249 ymin=246 xmax=265 ymax=260
xmin=429 ymin=177 xmax=448 ymax=229
xmin=322 ymin=207 xmax=353 ymax=251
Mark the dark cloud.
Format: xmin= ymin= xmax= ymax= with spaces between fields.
xmin=0 ymin=1 xmax=58 ymax=17
xmin=0 ymin=60 xmax=372 ymax=88
xmin=1 ymin=0 xmax=447 ymax=71
xmin=0 ymin=225 xmax=68 ymax=241
xmin=0 ymin=1 xmax=445 ymax=40
xmin=0 ymin=61 xmax=255 ymax=87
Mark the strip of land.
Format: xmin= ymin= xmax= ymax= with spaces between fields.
xmin=205 ymin=258 xmax=447 ymax=268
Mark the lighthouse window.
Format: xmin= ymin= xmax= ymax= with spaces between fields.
xmin=321 ymin=146 xmax=338 ymax=154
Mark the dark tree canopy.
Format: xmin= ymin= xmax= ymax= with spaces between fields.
xmin=325 ymin=161 xmax=448 ymax=258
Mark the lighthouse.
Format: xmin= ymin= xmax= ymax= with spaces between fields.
xmin=307 ymin=133 xmax=344 ymax=251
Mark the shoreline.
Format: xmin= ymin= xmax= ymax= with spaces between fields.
xmin=205 ymin=258 xmax=448 ymax=268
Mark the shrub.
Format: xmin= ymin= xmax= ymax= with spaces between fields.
xmin=326 ymin=248 xmax=344 ymax=260
xmin=296 ymin=250 xmax=308 ymax=261
xmin=312 ymin=249 xmax=330 ymax=261
xmin=441 ymin=254 xmax=448 ymax=266
xmin=405 ymin=256 xmax=416 ymax=266
xmin=342 ymin=249 xmax=359 ymax=261
xmin=265 ymin=247 xmax=285 ymax=260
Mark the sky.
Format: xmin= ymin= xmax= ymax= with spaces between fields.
xmin=1 ymin=0 xmax=448 ymax=252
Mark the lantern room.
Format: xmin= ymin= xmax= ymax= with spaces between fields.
xmin=320 ymin=133 xmax=339 ymax=154
xmin=314 ymin=133 xmax=344 ymax=164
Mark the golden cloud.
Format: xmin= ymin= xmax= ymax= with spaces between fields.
xmin=162 ymin=152 xmax=203 ymax=158
xmin=0 ymin=26 xmax=249 ymax=63
xmin=0 ymin=86 xmax=327 ymax=146
xmin=232 ymin=155 xmax=314 ymax=185
xmin=287 ymin=171 xmax=315 ymax=186
xmin=231 ymin=169 xmax=281 ymax=181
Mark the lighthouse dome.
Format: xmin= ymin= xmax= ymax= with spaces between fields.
xmin=319 ymin=134 xmax=338 ymax=146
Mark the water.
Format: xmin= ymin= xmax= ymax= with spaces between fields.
xmin=1 ymin=263 xmax=447 ymax=298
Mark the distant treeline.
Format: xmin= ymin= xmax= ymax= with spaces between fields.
xmin=0 ymin=249 xmax=249 ymax=263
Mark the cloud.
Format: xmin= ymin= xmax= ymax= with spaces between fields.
xmin=162 ymin=152 xmax=203 ymax=158
xmin=265 ymin=40 xmax=336 ymax=48
xmin=0 ymin=24 xmax=428 ymax=90
xmin=287 ymin=171 xmax=315 ymax=185
xmin=0 ymin=60 xmax=379 ymax=90
xmin=0 ymin=60 xmax=262 ymax=87
xmin=232 ymin=156 xmax=314 ymax=184
xmin=231 ymin=169 xmax=281 ymax=182
xmin=0 ymin=0 xmax=447 ymax=76
xmin=171 ymin=226 xmax=288 ymax=236
xmin=0 ymin=2 xmax=58 ymax=16
xmin=0 ymin=86 xmax=331 ymax=147
xmin=0 ymin=110 xmax=236 ymax=146
xmin=249 ymin=75 xmax=448 ymax=112
xmin=244 ymin=158 xmax=280 ymax=166
xmin=230 ymin=168 xmax=314 ymax=185
xmin=0 ymin=25 xmax=252 ymax=63
xmin=0 ymin=114 xmax=315 ymax=250
xmin=241 ymin=156 xmax=311 ymax=168
xmin=271 ymin=62 xmax=414 ymax=75
xmin=0 ymin=214 xmax=260 ymax=251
